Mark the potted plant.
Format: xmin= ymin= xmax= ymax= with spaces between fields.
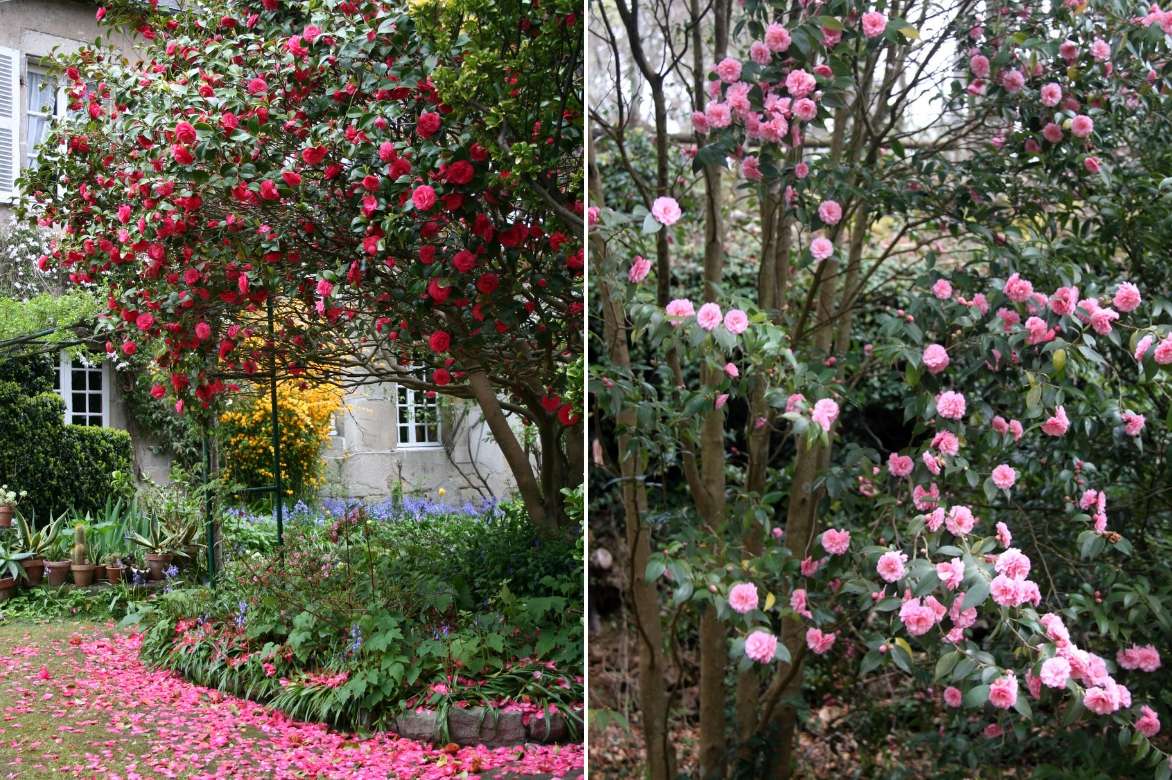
xmin=0 ymin=544 xmax=29 ymax=601
xmin=0 ymin=485 xmax=27 ymax=528
xmin=70 ymin=524 xmax=98 ymax=587
xmin=14 ymin=514 xmax=59 ymax=587
xmin=129 ymin=521 xmax=175 ymax=581
xmin=170 ymin=515 xmax=205 ymax=572
xmin=105 ymin=553 xmax=126 ymax=584
xmin=44 ymin=519 xmax=73 ymax=587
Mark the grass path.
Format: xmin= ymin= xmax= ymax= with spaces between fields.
xmin=0 ymin=619 xmax=582 ymax=779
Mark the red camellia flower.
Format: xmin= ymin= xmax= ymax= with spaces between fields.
xmin=195 ymin=321 xmax=212 ymax=341
xmin=136 ymin=313 xmax=155 ymax=331
xmin=429 ymin=330 xmax=451 ymax=353
xmin=220 ymin=111 xmax=239 ymax=131
xmin=281 ymin=170 xmax=302 ymax=187
xmin=445 ymin=160 xmax=474 ymax=185
xmin=476 ymin=273 xmax=499 ymax=295
xmin=149 ymin=383 xmax=166 ymax=399
xmin=246 ymin=76 xmax=268 ymax=94
xmin=258 ymin=180 xmax=280 ymax=200
xmin=301 ymin=145 xmax=327 ymax=165
xmin=175 ymin=121 xmax=196 ymax=144
xmin=451 ymin=250 xmax=476 ymax=273
xmin=433 ymin=367 xmax=451 ymax=386
xmin=412 ymin=185 xmax=437 ymax=211
xmin=417 ymin=111 xmax=442 ymax=138
xmin=171 ymin=144 xmax=194 ymax=164
xmin=362 ymin=174 xmax=380 ymax=191
xmin=121 ymin=339 xmax=137 ymax=356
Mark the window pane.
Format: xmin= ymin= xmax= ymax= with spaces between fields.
xmin=88 ymin=368 xmax=102 ymax=390
xmin=27 ymin=71 xmax=56 ymax=115
xmin=72 ymin=369 xmax=87 ymax=391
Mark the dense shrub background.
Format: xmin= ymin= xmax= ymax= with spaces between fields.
xmin=0 ymin=379 xmax=132 ymax=522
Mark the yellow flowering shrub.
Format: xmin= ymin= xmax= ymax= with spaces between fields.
xmin=218 ymin=381 xmax=344 ymax=499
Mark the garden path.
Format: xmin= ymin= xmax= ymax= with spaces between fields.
xmin=0 ymin=620 xmax=583 ymax=779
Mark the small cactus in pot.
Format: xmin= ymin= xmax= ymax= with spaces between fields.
xmin=70 ymin=525 xmax=98 ymax=587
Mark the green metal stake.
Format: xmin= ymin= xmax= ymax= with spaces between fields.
xmin=268 ymin=295 xmax=283 ymax=550
xmin=203 ymin=428 xmax=215 ymax=582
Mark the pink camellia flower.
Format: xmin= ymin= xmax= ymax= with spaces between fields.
xmin=1041 ymin=123 xmax=1063 ymax=143
xmin=945 ymin=505 xmax=977 ymax=536
xmin=628 ymin=255 xmax=652 ymax=283
xmin=1040 ymin=82 xmax=1062 ymax=107
xmin=1049 ymin=285 xmax=1079 ymax=315
xmin=786 ymin=393 xmax=806 ymax=413
xmin=818 ymin=200 xmax=842 ymax=225
xmin=715 ymin=393 xmax=729 ymax=410
xmin=861 ymin=11 xmax=888 ymax=38
xmin=750 ymin=41 xmax=771 ymax=65
xmin=724 ymin=309 xmax=749 ymax=335
xmin=665 ymin=298 xmax=695 ymax=320
xmin=1091 ymin=37 xmax=1111 ymax=61
xmin=932 ymin=431 xmax=959 ymax=457
xmin=1121 ymin=410 xmax=1145 ymax=437
xmin=899 ymin=598 xmax=938 ymax=636
xmin=922 ymin=343 xmax=950 ymax=375
xmin=1008 ymin=419 xmax=1023 ymax=441
xmin=696 ymin=303 xmax=722 ymax=331
xmin=691 ymin=111 xmax=710 ymax=134
xmin=970 ymin=54 xmax=990 ymax=78
xmin=995 ymin=548 xmax=1031 ymax=580
xmin=935 ymin=390 xmax=966 ymax=420
xmin=715 ymin=57 xmax=742 ymax=83
xmin=1136 ymin=706 xmax=1162 ymax=737
xmin=745 ymin=630 xmax=778 ymax=663
xmin=937 ymin=558 xmax=965 ymax=590
xmin=1000 ymin=69 xmax=1025 ymax=93
xmin=1113 ymin=282 xmax=1141 ymax=312
xmin=724 ymin=362 xmax=739 ymax=379
xmin=1117 ymin=644 xmax=1162 ymax=672
xmin=932 ymin=278 xmax=953 ymax=300
xmin=991 ymin=416 xmax=1009 ymax=435
xmin=793 ymin=98 xmax=817 ymax=122
xmin=876 ymin=550 xmax=907 ymax=583
xmin=728 ymin=582 xmax=759 ymax=614
xmin=1083 ymin=685 xmax=1121 ymax=715
xmin=991 ymin=464 xmax=1016 ymax=490
xmin=922 ymin=451 xmax=941 ymax=475
xmin=821 ymin=528 xmax=851 ymax=555
xmin=988 ymin=674 xmax=1018 ymax=709
xmin=790 ymin=588 xmax=812 ymax=618
xmin=943 ymin=686 xmax=963 ymax=708
xmin=784 ymin=68 xmax=817 ymax=99
xmin=995 ymin=521 xmax=1012 ymax=548
xmin=765 ymin=22 xmax=791 ymax=52
xmin=1071 ymin=114 xmax=1094 ymax=138
xmin=887 ymin=452 xmax=913 ymax=478
xmin=806 ymin=627 xmax=837 ymax=655
xmin=1090 ymin=307 xmax=1119 ymax=334
xmin=742 ymin=156 xmax=762 ymax=181
xmin=1084 ymin=156 xmax=1101 ymax=173
xmin=1156 ymin=335 xmax=1172 ymax=364
xmin=1004 ymin=272 xmax=1034 ymax=302
xmin=411 ymin=185 xmax=437 ymax=211
xmin=811 ymin=398 xmax=839 ymax=432
xmin=809 ymin=236 xmax=834 ymax=261
xmin=705 ymin=102 xmax=732 ymax=129
xmin=651 ymin=196 xmax=682 ymax=226
xmin=1041 ymin=405 xmax=1070 ymax=437
xmin=1040 ymin=656 xmax=1071 ymax=688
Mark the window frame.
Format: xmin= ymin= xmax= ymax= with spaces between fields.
xmin=395 ymin=378 xmax=442 ymax=449
xmin=24 ymin=60 xmax=66 ymax=173
xmin=55 ymin=351 xmax=109 ymax=428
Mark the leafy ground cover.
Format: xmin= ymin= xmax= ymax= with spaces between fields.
xmin=0 ymin=620 xmax=583 ymax=779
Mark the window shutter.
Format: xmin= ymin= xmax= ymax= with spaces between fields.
xmin=0 ymin=47 xmax=20 ymax=202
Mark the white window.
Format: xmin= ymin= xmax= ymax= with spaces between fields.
xmin=396 ymin=380 xmax=441 ymax=447
xmin=25 ymin=63 xmax=65 ymax=171
xmin=54 ymin=352 xmax=108 ymax=427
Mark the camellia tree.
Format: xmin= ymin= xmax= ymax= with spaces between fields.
xmin=592 ymin=0 xmax=1172 ymax=777
xmin=20 ymin=0 xmax=583 ymax=532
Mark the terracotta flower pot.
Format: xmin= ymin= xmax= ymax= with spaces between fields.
xmin=71 ymin=563 xmax=98 ymax=587
xmin=0 ymin=577 xmax=14 ymax=601
xmin=0 ymin=505 xmax=12 ymax=528
xmin=45 ymin=561 xmax=71 ymax=587
xmin=106 ymin=565 xmax=125 ymax=584
xmin=20 ymin=558 xmax=44 ymax=586
xmin=146 ymin=553 xmax=173 ymax=581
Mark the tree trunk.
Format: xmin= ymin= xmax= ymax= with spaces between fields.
xmin=591 ymin=135 xmax=677 ymax=780
xmin=466 ymin=369 xmax=556 ymax=533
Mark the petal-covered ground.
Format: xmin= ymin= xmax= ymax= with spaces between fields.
xmin=0 ymin=621 xmax=584 ymax=779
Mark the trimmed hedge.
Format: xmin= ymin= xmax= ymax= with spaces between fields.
xmin=0 ymin=380 xmax=132 ymax=522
